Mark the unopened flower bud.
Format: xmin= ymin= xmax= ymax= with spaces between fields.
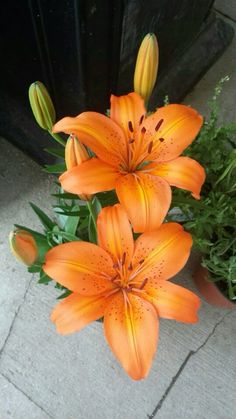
xmin=65 ymin=135 xmax=91 ymax=201
xmin=29 ymin=81 xmax=56 ymax=130
xmin=134 ymin=33 xmax=159 ymax=104
xmin=65 ymin=135 xmax=90 ymax=170
xmin=9 ymin=229 xmax=38 ymax=266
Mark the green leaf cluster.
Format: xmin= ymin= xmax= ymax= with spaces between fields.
xmin=17 ymin=186 xmax=118 ymax=298
xmin=170 ymin=77 xmax=236 ymax=300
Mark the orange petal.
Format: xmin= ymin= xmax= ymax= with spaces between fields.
xmin=145 ymin=157 xmax=205 ymax=199
xmin=130 ymin=223 xmax=192 ymax=284
xmin=43 ymin=242 xmax=116 ymax=295
xmin=110 ymin=92 xmax=146 ymax=139
xmin=139 ymin=104 xmax=203 ymax=162
xmin=51 ymin=291 xmax=115 ymax=335
xmin=142 ymin=281 xmax=200 ymax=323
xmin=59 ymin=158 xmax=121 ymax=195
xmin=53 ymin=112 xmax=127 ymax=167
xmin=97 ymin=204 xmax=134 ymax=267
xmin=116 ymin=172 xmax=171 ymax=233
xmin=104 ymin=292 xmax=158 ymax=380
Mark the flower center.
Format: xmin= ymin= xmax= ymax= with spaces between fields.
xmin=119 ymin=118 xmax=165 ymax=173
xmin=108 ymin=252 xmax=148 ymax=293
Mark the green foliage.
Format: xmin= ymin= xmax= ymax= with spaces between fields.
xmin=170 ymin=77 xmax=236 ymax=301
xmin=43 ymin=163 xmax=66 ymax=174
xmin=23 ymin=184 xmax=117 ymax=297
xmin=44 ymin=147 xmax=65 ymax=158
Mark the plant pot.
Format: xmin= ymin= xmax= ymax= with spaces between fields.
xmin=193 ymin=265 xmax=236 ymax=309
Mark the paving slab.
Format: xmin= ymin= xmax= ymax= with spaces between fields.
xmin=214 ymin=0 xmax=236 ymax=21
xmin=0 ymin=373 xmax=50 ymax=419
xmin=156 ymin=311 xmax=236 ymax=419
xmin=184 ymin=17 xmax=236 ymax=123
xmin=0 ymin=138 xmax=54 ymax=350
xmin=0 ymin=252 xmax=229 ymax=419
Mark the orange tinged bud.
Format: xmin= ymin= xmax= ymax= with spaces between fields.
xmin=134 ymin=33 xmax=159 ymax=105
xmin=65 ymin=135 xmax=91 ymax=201
xmin=65 ymin=135 xmax=90 ymax=170
xmin=9 ymin=229 xmax=38 ymax=266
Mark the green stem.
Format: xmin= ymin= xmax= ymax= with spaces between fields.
xmin=87 ymin=200 xmax=97 ymax=233
xmin=49 ymin=131 xmax=66 ymax=147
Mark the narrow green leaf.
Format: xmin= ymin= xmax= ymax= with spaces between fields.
xmin=44 ymin=147 xmax=65 ymax=158
xmin=54 ymin=210 xmax=81 ymax=216
xmin=43 ymin=163 xmax=66 ymax=174
xmin=52 ymin=230 xmax=81 ymax=242
xmin=88 ymin=214 xmax=97 ymax=244
xmin=91 ymin=196 xmax=102 ymax=218
xmin=38 ymin=270 xmax=52 ymax=285
xmin=64 ymin=214 xmax=80 ymax=236
xmin=28 ymin=264 xmax=42 ymax=273
xmin=30 ymin=202 xmax=55 ymax=231
xmin=57 ymin=289 xmax=72 ymax=300
xmin=52 ymin=192 xmax=78 ymax=199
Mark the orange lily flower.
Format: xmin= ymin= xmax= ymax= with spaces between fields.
xmin=43 ymin=204 xmax=200 ymax=380
xmin=53 ymin=93 xmax=205 ymax=233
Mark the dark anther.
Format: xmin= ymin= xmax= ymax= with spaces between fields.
xmin=155 ymin=118 xmax=164 ymax=131
xmin=121 ymin=252 xmax=126 ymax=265
xmin=129 ymin=139 xmax=135 ymax=144
xmin=128 ymin=262 xmax=133 ymax=271
xmin=159 ymin=137 xmax=165 ymax=142
xmin=139 ymin=258 xmax=144 ymax=264
xmin=139 ymin=115 xmax=144 ymax=125
xmin=148 ymin=141 xmax=153 ymax=154
xmin=128 ymin=121 xmax=134 ymax=132
xmin=139 ymin=278 xmax=148 ymax=289
xmin=141 ymin=126 xmax=146 ymax=134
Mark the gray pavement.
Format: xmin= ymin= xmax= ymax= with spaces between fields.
xmin=1 ymin=2 xmax=236 ymax=418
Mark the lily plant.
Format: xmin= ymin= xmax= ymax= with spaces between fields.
xmin=10 ymin=33 xmax=205 ymax=380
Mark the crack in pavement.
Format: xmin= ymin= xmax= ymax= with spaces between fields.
xmin=0 ymin=277 xmax=33 ymax=359
xmin=214 ymin=8 xmax=236 ymax=23
xmin=147 ymin=312 xmax=231 ymax=418
xmin=0 ymin=276 xmax=53 ymax=418
xmin=0 ymin=372 xmax=53 ymax=418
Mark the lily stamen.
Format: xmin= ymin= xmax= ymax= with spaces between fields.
xmin=121 ymin=252 xmax=126 ymax=265
xmin=128 ymin=262 xmax=133 ymax=271
xmin=148 ymin=141 xmax=153 ymax=154
xmin=139 ymin=114 xmax=145 ymax=125
xmin=128 ymin=120 xmax=134 ymax=133
xmin=155 ymin=118 xmax=164 ymax=131
xmin=139 ymin=278 xmax=148 ymax=289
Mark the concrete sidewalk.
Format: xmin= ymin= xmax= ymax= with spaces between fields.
xmin=1 ymin=3 xmax=236 ymax=419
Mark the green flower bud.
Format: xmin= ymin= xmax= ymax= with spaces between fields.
xmin=29 ymin=81 xmax=56 ymax=130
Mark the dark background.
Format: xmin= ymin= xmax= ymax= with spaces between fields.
xmin=0 ymin=0 xmax=233 ymax=163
